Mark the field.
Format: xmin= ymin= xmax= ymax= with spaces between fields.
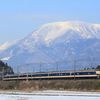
xmin=0 ymin=79 xmax=100 ymax=92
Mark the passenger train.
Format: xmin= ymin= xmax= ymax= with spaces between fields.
xmin=3 ymin=70 xmax=100 ymax=81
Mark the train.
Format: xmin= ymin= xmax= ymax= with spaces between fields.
xmin=2 ymin=70 xmax=100 ymax=81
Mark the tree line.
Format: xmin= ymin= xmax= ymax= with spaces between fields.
xmin=0 ymin=60 xmax=14 ymax=75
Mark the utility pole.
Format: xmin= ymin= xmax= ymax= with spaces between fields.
xmin=2 ymin=66 xmax=4 ymax=80
xmin=56 ymin=62 xmax=59 ymax=72
xmin=73 ymin=59 xmax=76 ymax=80
xmin=17 ymin=65 xmax=20 ymax=80
xmin=33 ymin=67 xmax=34 ymax=72
xmin=39 ymin=62 xmax=42 ymax=72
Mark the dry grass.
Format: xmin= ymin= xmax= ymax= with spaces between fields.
xmin=0 ymin=79 xmax=100 ymax=92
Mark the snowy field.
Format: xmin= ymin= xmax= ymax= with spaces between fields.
xmin=0 ymin=91 xmax=100 ymax=100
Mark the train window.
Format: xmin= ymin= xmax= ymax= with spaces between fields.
xmin=10 ymin=75 xmax=18 ymax=78
xmin=88 ymin=72 xmax=96 ymax=75
xmin=76 ymin=73 xmax=79 ymax=75
xmin=66 ymin=73 xmax=70 ymax=75
xmin=71 ymin=72 xmax=79 ymax=75
xmin=71 ymin=73 xmax=74 ymax=75
xmin=4 ymin=76 xmax=10 ymax=78
xmin=28 ymin=75 xmax=32 ymax=77
xmin=32 ymin=73 xmax=48 ymax=77
xmin=32 ymin=74 xmax=36 ymax=77
xmin=42 ymin=74 xmax=48 ymax=76
xmin=60 ymin=73 xmax=64 ymax=76
xmin=76 ymin=72 xmax=96 ymax=75
xmin=49 ymin=73 xmax=59 ymax=76
xmin=32 ymin=74 xmax=40 ymax=77
xmin=19 ymin=75 xmax=27 ymax=77
xmin=61 ymin=73 xmax=70 ymax=76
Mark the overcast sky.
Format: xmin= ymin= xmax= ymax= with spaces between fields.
xmin=0 ymin=0 xmax=100 ymax=44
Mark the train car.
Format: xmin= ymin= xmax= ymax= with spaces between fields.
xmin=3 ymin=70 xmax=100 ymax=81
xmin=96 ymin=71 xmax=100 ymax=78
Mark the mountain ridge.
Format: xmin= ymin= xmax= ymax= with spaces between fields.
xmin=0 ymin=21 xmax=100 ymax=71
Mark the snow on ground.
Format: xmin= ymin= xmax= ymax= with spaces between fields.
xmin=0 ymin=90 xmax=100 ymax=100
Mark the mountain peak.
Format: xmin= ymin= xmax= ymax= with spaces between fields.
xmin=0 ymin=21 xmax=100 ymax=71
xmin=29 ymin=21 xmax=100 ymax=46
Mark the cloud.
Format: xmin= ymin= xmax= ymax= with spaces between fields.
xmin=0 ymin=41 xmax=17 ymax=51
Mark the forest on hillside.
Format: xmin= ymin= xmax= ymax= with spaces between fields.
xmin=0 ymin=60 xmax=14 ymax=75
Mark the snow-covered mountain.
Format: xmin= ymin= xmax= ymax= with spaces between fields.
xmin=0 ymin=21 xmax=100 ymax=72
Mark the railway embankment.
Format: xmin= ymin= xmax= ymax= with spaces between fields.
xmin=0 ymin=79 xmax=100 ymax=92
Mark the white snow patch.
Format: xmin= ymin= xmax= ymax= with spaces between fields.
xmin=1 ymin=56 xmax=11 ymax=61
xmin=30 ymin=21 xmax=100 ymax=46
xmin=0 ymin=91 xmax=100 ymax=100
